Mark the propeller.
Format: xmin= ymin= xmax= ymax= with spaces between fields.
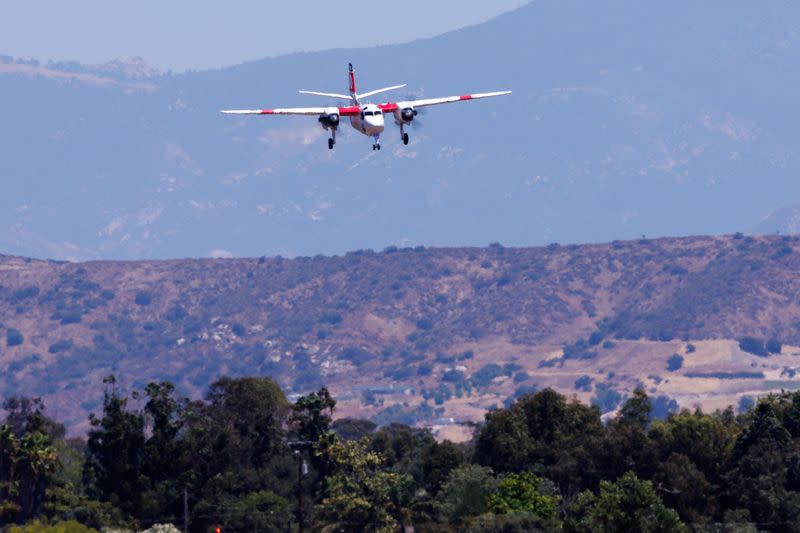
xmin=403 ymin=93 xmax=425 ymax=128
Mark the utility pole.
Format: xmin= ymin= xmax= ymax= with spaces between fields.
xmin=183 ymin=487 xmax=189 ymax=533
xmin=296 ymin=450 xmax=305 ymax=533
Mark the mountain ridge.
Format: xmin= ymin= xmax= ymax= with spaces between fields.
xmin=2 ymin=233 xmax=800 ymax=438
xmin=3 ymin=0 xmax=800 ymax=260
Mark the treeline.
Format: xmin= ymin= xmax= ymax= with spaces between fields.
xmin=2 ymin=376 xmax=800 ymax=532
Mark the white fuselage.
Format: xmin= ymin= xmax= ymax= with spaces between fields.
xmin=349 ymin=104 xmax=385 ymax=138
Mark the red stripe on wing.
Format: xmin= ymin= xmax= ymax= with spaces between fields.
xmin=378 ymin=103 xmax=399 ymax=112
xmin=260 ymin=110 xmax=275 ymax=114
xmin=459 ymin=95 xmax=473 ymax=101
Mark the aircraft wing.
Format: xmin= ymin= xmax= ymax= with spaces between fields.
xmin=221 ymin=106 xmax=361 ymax=116
xmin=393 ymin=91 xmax=511 ymax=109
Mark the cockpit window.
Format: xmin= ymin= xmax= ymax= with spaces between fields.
xmin=365 ymin=111 xmax=374 ymax=116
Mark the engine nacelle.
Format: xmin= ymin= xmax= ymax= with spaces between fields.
xmin=399 ymin=107 xmax=417 ymax=123
xmin=318 ymin=112 xmax=340 ymax=130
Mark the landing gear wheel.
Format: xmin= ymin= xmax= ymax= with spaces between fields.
xmin=328 ymin=138 xmax=335 ymax=150
xmin=377 ymin=143 xmax=381 ymax=150
xmin=402 ymin=133 xmax=409 ymax=145
xmin=372 ymin=144 xmax=376 ymax=151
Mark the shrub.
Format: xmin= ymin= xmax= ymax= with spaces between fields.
xmin=504 ymin=384 xmax=538 ymax=408
xmin=588 ymin=330 xmax=605 ymax=346
xmin=340 ymin=347 xmax=372 ymax=367
xmin=649 ymin=395 xmax=679 ymax=420
xmin=738 ymin=396 xmax=755 ymax=414
xmin=591 ymin=383 xmax=623 ymax=414
xmin=443 ymin=370 xmax=466 ymax=383
xmin=766 ymin=338 xmax=782 ymax=354
xmin=739 ymin=337 xmax=767 ymax=356
xmin=514 ymin=371 xmax=530 ymax=383
xmin=164 ymin=305 xmax=187 ymax=322
xmin=666 ymin=354 xmax=684 ymax=372
xmin=471 ymin=364 xmax=506 ymax=388
xmin=575 ymin=375 xmax=593 ymax=392
xmin=48 ymin=339 xmax=74 ymax=354
xmin=563 ymin=339 xmax=597 ymax=361
xmin=416 ymin=318 xmax=434 ymax=330
xmin=602 ymin=340 xmax=616 ymax=349
xmin=685 ymin=371 xmax=765 ymax=379
xmin=11 ymin=286 xmax=39 ymax=302
xmin=134 ymin=290 xmax=152 ymax=306
xmin=6 ymin=328 xmax=23 ymax=347
xmin=319 ymin=311 xmax=343 ymax=325
xmin=686 ymin=343 xmax=696 ymax=353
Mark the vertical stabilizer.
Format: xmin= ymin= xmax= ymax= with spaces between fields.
xmin=348 ymin=63 xmax=358 ymax=104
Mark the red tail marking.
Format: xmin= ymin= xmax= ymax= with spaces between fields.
xmin=349 ymin=63 xmax=357 ymax=96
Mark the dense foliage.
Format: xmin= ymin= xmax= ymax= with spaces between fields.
xmin=3 ymin=379 xmax=800 ymax=532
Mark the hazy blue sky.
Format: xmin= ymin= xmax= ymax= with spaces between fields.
xmin=0 ymin=0 xmax=529 ymax=71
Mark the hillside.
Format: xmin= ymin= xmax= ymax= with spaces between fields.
xmin=2 ymin=234 xmax=800 ymax=436
xmin=3 ymin=1 xmax=800 ymax=260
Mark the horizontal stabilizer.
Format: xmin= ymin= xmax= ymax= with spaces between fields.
xmin=299 ymin=90 xmax=353 ymax=101
xmin=357 ymin=84 xmax=407 ymax=100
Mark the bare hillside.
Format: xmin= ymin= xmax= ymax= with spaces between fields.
xmin=2 ymin=234 xmax=800 ymax=436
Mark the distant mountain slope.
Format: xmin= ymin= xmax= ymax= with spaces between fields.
xmin=2 ymin=235 xmax=800 ymax=435
xmin=3 ymin=1 xmax=800 ymax=259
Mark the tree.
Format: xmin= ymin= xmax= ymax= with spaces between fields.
xmin=139 ymin=382 xmax=187 ymax=525
xmin=475 ymin=389 xmax=604 ymax=494
xmin=3 ymin=397 xmax=65 ymax=442
xmin=436 ymin=465 xmax=497 ymax=523
xmin=7 ymin=520 xmax=100 ymax=533
xmin=565 ymin=471 xmax=687 ymax=533
xmin=82 ymin=375 xmax=146 ymax=518
xmin=217 ymin=491 xmax=291 ymax=533
xmin=487 ymin=472 xmax=559 ymax=519
xmin=618 ymin=388 xmax=651 ymax=429
xmin=733 ymin=402 xmax=790 ymax=459
xmin=420 ymin=441 xmax=464 ymax=495
xmin=331 ymin=418 xmax=376 ymax=441
xmin=290 ymin=387 xmax=336 ymax=444
xmin=315 ymin=438 xmax=404 ymax=532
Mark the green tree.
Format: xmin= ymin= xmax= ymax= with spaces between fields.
xmin=475 ymin=389 xmax=604 ymax=494
xmin=139 ymin=382 xmax=187 ymax=524
xmin=290 ymin=387 xmax=336 ymax=444
xmin=181 ymin=377 xmax=292 ymax=533
xmin=315 ymin=438 xmax=404 ymax=533
xmin=82 ymin=375 xmax=146 ymax=519
xmin=420 ymin=440 xmax=464 ymax=495
xmin=7 ymin=520 xmax=100 ymax=533
xmin=487 ymin=472 xmax=559 ymax=519
xmin=436 ymin=464 xmax=497 ymax=523
xmin=218 ymin=491 xmax=291 ymax=533
xmin=565 ymin=471 xmax=687 ymax=533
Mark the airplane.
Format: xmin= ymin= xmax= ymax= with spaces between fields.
xmin=221 ymin=63 xmax=511 ymax=151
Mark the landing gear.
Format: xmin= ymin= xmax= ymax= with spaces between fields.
xmin=372 ymin=143 xmax=381 ymax=151
xmin=328 ymin=128 xmax=337 ymax=150
xmin=400 ymin=124 xmax=409 ymax=145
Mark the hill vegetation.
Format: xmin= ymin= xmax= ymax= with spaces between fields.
xmin=2 ymin=377 xmax=800 ymax=532
xmin=3 ymin=235 xmax=800 ymax=433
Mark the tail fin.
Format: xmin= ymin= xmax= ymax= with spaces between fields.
xmin=348 ymin=63 xmax=358 ymax=104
